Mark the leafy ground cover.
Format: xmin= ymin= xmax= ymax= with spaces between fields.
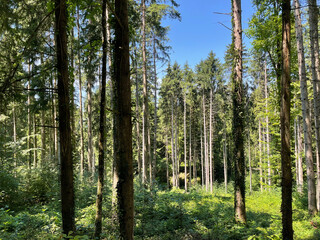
xmin=0 ymin=182 xmax=319 ymax=239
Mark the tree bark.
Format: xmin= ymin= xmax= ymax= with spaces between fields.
xmin=203 ymin=92 xmax=208 ymax=191
xmin=232 ymin=0 xmax=246 ymax=224
xmin=171 ymin=99 xmax=176 ymax=187
xmin=184 ymin=93 xmax=187 ymax=192
xmin=209 ymin=88 xmax=213 ymax=192
xmin=223 ymin=126 xmax=228 ymax=193
xmin=41 ymin=110 xmax=45 ymax=166
xmin=281 ymin=0 xmax=293 ymax=238
xmin=87 ymin=69 xmax=93 ymax=174
xmin=264 ymin=61 xmax=271 ymax=188
xmin=77 ymin=7 xmax=84 ymax=180
xmin=153 ymin=35 xmax=158 ymax=186
xmin=141 ymin=0 xmax=149 ymax=185
xmin=307 ymin=0 xmax=319 ymax=215
xmin=259 ymin=119 xmax=263 ymax=192
xmin=94 ymin=0 xmax=107 ymax=237
xmin=55 ymin=0 xmax=75 ymax=234
xmin=113 ymin=0 xmax=134 ymax=238
xmin=294 ymin=0 xmax=312 ymax=196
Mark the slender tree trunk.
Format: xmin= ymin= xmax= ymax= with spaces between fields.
xmin=41 ymin=110 xmax=45 ymax=166
xmin=77 ymin=7 xmax=84 ymax=179
xmin=175 ymin=112 xmax=179 ymax=187
xmin=224 ymin=126 xmax=228 ymax=193
xmin=33 ymin=114 xmax=37 ymax=168
xmin=55 ymin=0 xmax=75 ymax=234
xmin=232 ymin=0 xmax=246 ymax=223
xmin=94 ymin=0 xmax=107 ymax=237
xmin=53 ymin=76 xmax=59 ymax=165
xmin=153 ymin=35 xmax=157 ymax=185
xmin=294 ymin=0 xmax=317 ymax=212
xmin=308 ymin=0 xmax=320 ymax=214
xmin=209 ymin=88 xmax=213 ymax=193
xmin=184 ymin=93 xmax=187 ymax=192
xmin=87 ymin=72 xmax=93 ymax=174
xmin=201 ymin=124 xmax=204 ymax=187
xmin=141 ymin=0 xmax=149 ymax=185
xmin=203 ymin=92 xmax=208 ymax=191
xmin=28 ymin=73 xmax=32 ymax=169
xmin=165 ymin=133 xmax=169 ymax=188
xmin=248 ymin=133 xmax=252 ymax=193
xmin=264 ymin=61 xmax=271 ymax=188
xmin=259 ymin=119 xmax=263 ymax=192
xmin=135 ymin=55 xmax=142 ymax=182
xmin=113 ymin=0 xmax=134 ymax=237
xmin=13 ymin=103 xmax=17 ymax=170
xmin=281 ymin=0 xmax=293 ymax=238
xmin=297 ymin=117 xmax=304 ymax=192
xmin=189 ymin=105 xmax=192 ymax=187
xmin=171 ymin=100 xmax=176 ymax=187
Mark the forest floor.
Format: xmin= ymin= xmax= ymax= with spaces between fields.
xmin=1 ymin=179 xmax=319 ymax=240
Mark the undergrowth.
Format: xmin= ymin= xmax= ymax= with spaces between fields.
xmin=0 ymin=180 xmax=319 ymax=240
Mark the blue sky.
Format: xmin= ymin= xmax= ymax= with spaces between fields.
xmin=161 ymin=0 xmax=255 ymax=71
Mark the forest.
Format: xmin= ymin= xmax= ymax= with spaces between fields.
xmin=1 ymin=0 xmax=320 ymax=239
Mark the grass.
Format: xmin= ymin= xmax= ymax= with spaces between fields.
xmin=0 ymin=183 xmax=319 ymax=239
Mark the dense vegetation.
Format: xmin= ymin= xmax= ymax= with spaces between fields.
xmin=1 ymin=0 xmax=320 ymax=239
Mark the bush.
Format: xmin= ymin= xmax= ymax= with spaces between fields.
xmin=0 ymin=170 xmax=19 ymax=209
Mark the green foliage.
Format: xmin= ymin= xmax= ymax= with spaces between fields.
xmin=0 ymin=170 xmax=19 ymax=209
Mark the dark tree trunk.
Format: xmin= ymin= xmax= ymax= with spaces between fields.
xmin=113 ymin=0 xmax=134 ymax=238
xmin=232 ymin=0 xmax=246 ymax=224
xmin=55 ymin=0 xmax=75 ymax=234
xmin=94 ymin=0 xmax=107 ymax=237
xmin=281 ymin=0 xmax=293 ymax=238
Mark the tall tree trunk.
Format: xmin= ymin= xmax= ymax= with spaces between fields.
xmin=87 ymin=72 xmax=93 ymax=174
xmin=184 ymin=93 xmax=187 ymax=192
xmin=209 ymin=88 xmax=213 ymax=193
xmin=165 ymin=133 xmax=170 ymax=188
xmin=264 ymin=61 xmax=271 ymax=188
xmin=77 ymin=7 xmax=84 ymax=180
xmin=141 ymin=0 xmax=149 ymax=185
xmin=295 ymin=0 xmax=316 ymax=207
xmin=223 ymin=126 xmax=228 ymax=193
xmin=203 ymin=92 xmax=208 ymax=191
xmin=55 ymin=0 xmax=75 ymax=234
xmin=33 ymin=114 xmax=37 ymax=168
xmin=307 ymin=0 xmax=320 ymax=215
xmin=41 ymin=110 xmax=45 ymax=166
xmin=175 ymin=112 xmax=179 ymax=187
xmin=113 ymin=0 xmax=134 ymax=237
xmin=248 ymin=133 xmax=252 ymax=193
xmin=53 ymin=76 xmax=59 ymax=165
xmin=201 ymin=124 xmax=204 ymax=187
xmin=153 ymin=35 xmax=157 ymax=185
xmin=297 ymin=117 xmax=304 ymax=192
xmin=281 ymin=0 xmax=293 ymax=238
xmin=189 ymin=105 xmax=192 ymax=187
xmin=135 ymin=54 xmax=142 ymax=182
xmin=94 ymin=0 xmax=107 ymax=237
xmin=259 ymin=119 xmax=263 ymax=192
xmin=28 ymin=74 xmax=32 ymax=169
xmin=232 ymin=0 xmax=246 ymax=224
xmin=13 ymin=103 xmax=17 ymax=171
xmin=171 ymin=100 xmax=176 ymax=187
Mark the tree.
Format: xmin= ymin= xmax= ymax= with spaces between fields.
xmin=280 ymin=0 xmax=293 ymax=238
xmin=54 ymin=0 xmax=75 ymax=234
xmin=232 ymin=0 xmax=246 ymax=224
xmin=307 ymin=0 xmax=320 ymax=214
xmin=294 ymin=0 xmax=316 ymax=210
xmin=113 ymin=0 xmax=134 ymax=238
xmin=94 ymin=0 xmax=107 ymax=237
